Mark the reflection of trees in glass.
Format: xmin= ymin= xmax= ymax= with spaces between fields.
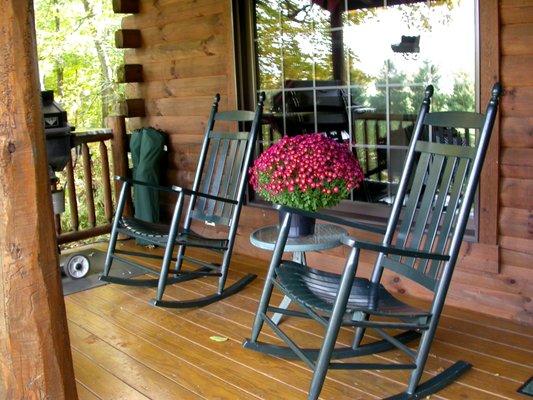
xmin=256 ymin=0 xmax=372 ymax=86
xmin=256 ymin=1 xmax=283 ymax=89
xmin=447 ymin=73 xmax=475 ymax=111
xmin=365 ymin=60 xmax=474 ymax=115
xmin=256 ymin=1 xmax=474 ymax=112
xmin=396 ymin=0 xmax=455 ymax=31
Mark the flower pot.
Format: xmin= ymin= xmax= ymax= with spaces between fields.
xmin=279 ymin=210 xmax=316 ymax=238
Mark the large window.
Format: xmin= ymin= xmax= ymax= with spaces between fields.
xmin=242 ymin=0 xmax=478 ymax=224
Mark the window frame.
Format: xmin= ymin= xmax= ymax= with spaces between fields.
xmin=233 ymin=0 xmax=500 ymax=245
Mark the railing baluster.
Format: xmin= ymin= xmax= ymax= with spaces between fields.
xmin=81 ymin=143 xmax=96 ymax=227
xmin=65 ymin=155 xmax=79 ymax=231
xmin=54 ymin=214 xmax=62 ymax=236
xmin=107 ymin=116 xmax=132 ymax=217
xmin=57 ymin=130 xmax=117 ymax=245
xmin=99 ymin=141 xmax=113 ymax=223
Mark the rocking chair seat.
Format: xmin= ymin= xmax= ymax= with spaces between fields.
xmin=277 ymin=261 xmax=430 ymax=321
xmin=119 ymin=217 xmax=229 ymax=250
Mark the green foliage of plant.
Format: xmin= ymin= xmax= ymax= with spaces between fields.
xmin=256 ymin=176 xmax=352 ymax=211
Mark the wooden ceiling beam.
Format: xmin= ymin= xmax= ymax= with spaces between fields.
xmin=0 ymin=1 xmax=78 ymax=398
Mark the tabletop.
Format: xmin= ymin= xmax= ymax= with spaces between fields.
xmin=250 ymin=224 xmax=348 ymax=253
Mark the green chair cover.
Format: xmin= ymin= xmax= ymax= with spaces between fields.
xmin=130 ymin=127 xmax=166 ymax=243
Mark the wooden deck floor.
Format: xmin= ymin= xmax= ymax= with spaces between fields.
xmin=65 ymin=241 xmax=532 ymax=400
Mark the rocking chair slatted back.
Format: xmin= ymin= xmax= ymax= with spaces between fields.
xmin=187 ymin=95 xmax=262 ymax=227
xmin=375 ymin=86 xmax=501 ymax=292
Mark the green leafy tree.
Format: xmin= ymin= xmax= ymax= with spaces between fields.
xmin=447 ymin=72 xmax=475 ymax=111
xmin=35 ymin=0 xmax=123 ymax=129
xmin=35 ymin=0 xmax=123 ymax=239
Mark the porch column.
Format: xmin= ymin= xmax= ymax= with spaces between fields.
xmin=0 ymin=1 xmax=78 ymax=398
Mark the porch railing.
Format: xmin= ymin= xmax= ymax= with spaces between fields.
xmin=56 ymin=116 xmax=130 ymax=245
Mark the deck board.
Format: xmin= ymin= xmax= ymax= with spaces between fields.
xmin=65 ymin=242 xmax=532 ymax=399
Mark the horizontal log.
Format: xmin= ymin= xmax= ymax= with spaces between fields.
xmin=71 ymin=132 xmax=113 ymax=145
xmin=499 ymin=207 xmax=533 ymax=239
xmin=115 ymin=29 xmax=142 ymax=48
xmin=119 ymin=98 xmax=145 ymax=118
xmin=500 ymin=163 xmax=533 ymax=179
xmin=124 ymin=34 xmax=226 ymax=64
xmin=122 ymin=0 xmax=223 ymax=29
xmin=500 ymin=235 xmax=533 ymax=255
xmin=501 ymin=86 xmax=533 ymax=117
xmin=500 ymin=117 xmax=533 ymax=148
xmin=57 ymin=225 xmax=112 ymax=245
xmin=501 ymin=23 xmax=533 ymax=55
xmin=455 ymin=241 xmax=500 ymax=274
xmin=501 ymin=147 xmax=533 ymax=167
xmin=116 ymin=64 xmax=143 ymax=83
xmin=501 ymin=0 xmax=533 ymax=8
xmin=112 ymin=0 xmax=139 ymax=13
xmin=501 ymin=55 xmax=533 ymax=86
xmin=131 ymin=13 xmax=224 ymax=48
xmin=124 ymin=51 xmax=229 ymax=81
xmin=125 ymin=75 xmax=227 ymax=100
xmin=145 ymin=96 xmax=222 ymax=117
xmin=500 ymin=248 xmax=532 ymax=270
xmin=501 ymin=5 xmax=533 ymax=25
xmin=500 ymin=178 xmax=533 ymax=209
xmin=127 ymin=115 xmax=207 ymax=134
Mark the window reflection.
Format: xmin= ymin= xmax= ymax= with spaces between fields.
xmin=254 ymin=0 xmax=477 ymax=205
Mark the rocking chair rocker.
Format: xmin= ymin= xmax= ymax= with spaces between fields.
xmin=100 ymin=93 xmax=265 ymax=308
xmin=244 ymin=84 xmax=502 ymax=399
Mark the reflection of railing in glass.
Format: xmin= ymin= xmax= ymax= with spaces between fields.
xmin=351 ymin=113 xmax=416 ymax=204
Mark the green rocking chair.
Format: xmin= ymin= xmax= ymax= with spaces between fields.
xmin=101 ymin=93 xmax=265 ymax=308
xmin=244 ymin=84 xmax=502 ymax=399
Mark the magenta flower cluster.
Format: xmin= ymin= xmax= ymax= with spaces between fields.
xmin=249 ymin=134 xmax=364 ymax=211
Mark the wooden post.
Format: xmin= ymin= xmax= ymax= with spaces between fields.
xmin=479 ymin=0 xmax=500 ymax=247
xmin=117 ymin=64 xmax=144 ymax=83
xmin=119 ymin=98 xmax=146 ymax=117
xmin=112 ymin=0 xmax=140 ymax=13
xmin=107 ymin=116 xmax=133 ymax=217
xmin=115 ymin=29 xmax=142 ymax=48
xmin=81 ymin=143 xmax=97 ymax=227
xmin=0 ymin=1 xmax=78 ymax=399
xmin=99 ymin=141 xmax=114 ymax=223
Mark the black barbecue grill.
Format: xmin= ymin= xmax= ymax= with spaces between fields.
xmin=42 ymin=90 xmax=74 ymax=173
xmin=41 ymin=90 xmax=107 ymax=280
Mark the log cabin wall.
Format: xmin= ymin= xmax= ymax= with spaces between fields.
xmin=116 ymin=0 xmax=532 ymax=325
xmin=120 ymin=0 xmax=238 ymax=196
xmin=497 ymin=0 xmax=533 ymax=325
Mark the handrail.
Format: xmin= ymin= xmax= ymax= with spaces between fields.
xmin=57 ymin=123 xmax=126 ymax=245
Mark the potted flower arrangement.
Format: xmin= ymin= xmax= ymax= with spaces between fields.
xmin=249 ymin=133 xmax=364 ymax=237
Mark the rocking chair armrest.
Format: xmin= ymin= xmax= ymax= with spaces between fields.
xmin=276 ymin=205 xmax=386 ymax=235
xmin=340 ymin=236 xmax=450 ymax=261
xmin=171 ymin=185 xmax=239 ymax=205
xmin=115 ymin=176 xmax=181 ymax=193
